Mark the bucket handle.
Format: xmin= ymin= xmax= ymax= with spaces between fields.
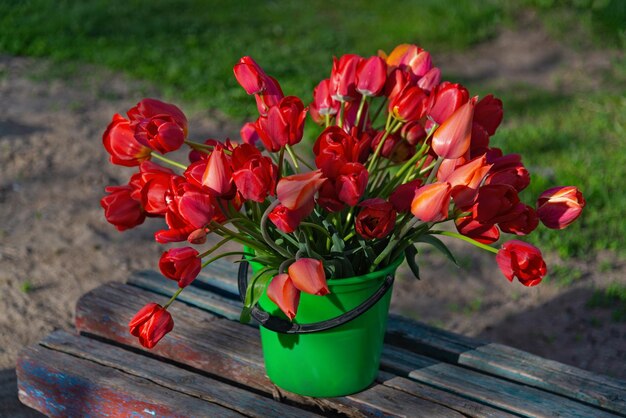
xmin=237 ymin=260 xmax=394 ymax=334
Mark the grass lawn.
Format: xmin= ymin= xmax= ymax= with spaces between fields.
xmin=0 ymin=0 xmax=624 ymax=259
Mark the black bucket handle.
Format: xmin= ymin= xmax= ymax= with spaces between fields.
xmin=237 ymin=259 xmax=395 ymax=334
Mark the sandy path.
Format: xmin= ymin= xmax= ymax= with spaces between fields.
xmin=1 ymin=19 xmax=624 ymax=416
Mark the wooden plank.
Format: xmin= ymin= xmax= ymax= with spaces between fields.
xmin=17 ymin=344 xmax=243 ymax=418
xmin=381 ymin=345 xmax=620 ymax=418
xmin=377 ymin=371 xmax=518 ymax=418
xmin=386 ymin=315 xmax=626 ymax=415
xmin=41 ymin=330 xmax=320 ymax=418
xmin=75 ymin=282 xmax=465 ymax=418
xmin=131 ymin=264 xmax=626 ymax=415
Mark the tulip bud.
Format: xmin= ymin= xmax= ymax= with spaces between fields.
xmin=129 ymin=303 xmax=174 ymax=349
xmin=473 ymin=94 xmax=503 ymax=136
xmin=499 ymin=204 xmax=539 ymax=235
xmin=472 ymin=184 xmax=521 ymax=224
xmin=240 ymin=122 xmax=260 ymax=145
xmin=455 ymin=216 xmax=500 ymax=245
xmin=428 ymin=82 xmax=469 ymax=125
xmin=256 ymin=96 xmax=307 ymax=151
xmin=159 ymin=247 xmax=201 ymax=288
xmin=335 ymin=163 xmax=368 ymax=206
xmin=267 ymin=274 xmax=301 ymax=320
xmin=202 ymin=146 xmax=234 ymax=197
xmin=312 ymin=79 xmax=339 ymax=117
xmin=389 ymin=86 xmax=428 ymax=122
xmin=268 ymin=203 xmax=313 ymax=233
xmin=288 ymin=258 xmax=329 ymax=296
xmin=496 ymin=240 xmax=547 ymax=287
xmin=233 ymin=56 xmax=267 ymax=94
xmin=536 ymin=186 xmax=585 ymax=230
xmin=411 ymin=182 xmax=452 ymax=222
xmin=417 ymin=67 xmax=441 ymax=93
xmin=330 ymin=54 xmax=362 ymax=102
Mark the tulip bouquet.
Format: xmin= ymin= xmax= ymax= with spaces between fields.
xmin=101 ymin=44 xmax=585 ymax=349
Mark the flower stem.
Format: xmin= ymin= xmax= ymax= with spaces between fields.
xmin=260 ymin=200 xmax=292 ymax=258
xmin=433 ymin=231 xmax=499 ymax=254
xmin=201 ymin=251 xmax=254 ymax=268
xmin=163 ymin=287 xmax=183 ymax=309
xmin=197 ymin=236 xmax=234 ymax=259
xmin=285 ymin=144 xmax=300 ymax=173
xmin=354 ymin=95 xmax=368 ymax=131
xmin=151 ymin=153 xmax=187 ymax=170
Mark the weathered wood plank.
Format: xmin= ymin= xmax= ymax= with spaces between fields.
xmin=377 ymin=371 xmax=518 ymax=418
xmin=76 ymin=282 xmax=465 ymax=418
xmin=130 ymin=266 xmax=626 ymax=415
xmin=41 ymin=330 xmax=320 ymax=418
xmin=17 ymin=344 xmax=243 ymax=418
xmin=382 ymin=345 xmax=620 ymax=418
xmin=386 ymin=315 xmax=626 ymax=415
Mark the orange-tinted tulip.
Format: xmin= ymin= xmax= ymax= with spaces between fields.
xmin=536 ymin=186 xmax=585 ymax=230
xmin=267 ymin=273 xmax=301 ymax=320
xmin=384 ymin=44 xmax=432 ymax=77
xmin=444 ymin=155 xmax=492 ymax=210
xmin=276 ymin=170 xmax=325 ymax=211
xmin=288 ymin=258 xmax=329 ymax=296
xmin=432 ymin=98 xmax=476 ymax=159
xmin=202 ymin=146 xmax=233 ymax=197
xmin=411 ymin=182 xmax=452 ymax=222
xmin=129 ymin=303 xmax=174 ymax=349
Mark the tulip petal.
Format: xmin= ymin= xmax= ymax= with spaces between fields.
xmin=267 ymin=274 xmax=301 ymax=320
xmin=288 ymin=258 xmax=329 ymax=296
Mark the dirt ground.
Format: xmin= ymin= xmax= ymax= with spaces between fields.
xmin=1 ymin=19 xmax=624 ymax=417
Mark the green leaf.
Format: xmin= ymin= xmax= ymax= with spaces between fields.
xmin=415 ymin=234 xmax=458 ymax=266
xmin=241 ymin=266 xmax=274 ymax=323
xmin=405 ymin=245 xmax=420 ymax=280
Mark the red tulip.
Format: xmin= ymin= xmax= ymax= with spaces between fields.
xmin=231 ymin=144 xmax=277 ymax=202
xmin=198 ymin=146 xmax=234 ymax=197
xmin=356 ymin=56 xmax=387 ymax=97
xmin=288 ymin=258 xmax=329 ymax=296
xmin=268 ymin=203 xmax=313 ymax=233
xmin=390 ymin=179 xmax=423 ymax=213
xmin=536 ymin=186 xmax=585 ymax=229
xmin=384 ymin=68 xmax=414 ymax=101
xmin=472 ymin=184 xmax=521 ymax=224
xmin=336 ymin=163 xmax=368 ymax=206
xmin=499 ymin=204 xmax=539 ymax=235
xmin=131 ymin=161 xmax=176 ymax=215
xmin=330 ymin=54 xmax=362 ymax=102
xmin=401 ymin=121 xmax=427 ymax=146
xmin=254 ymin=75 xmax=284 ymax=116
xmin=389 ymin=86 xmax=428 ymax=122
xmin=496 ymin=240 xmax=547 ymax=287
xmin=267 ymin=274 xmax=301 ymax=320
xmin=103 ymin=114 xmax=152 ymax=167
xmin=432 ymin=98 xmax=476 ymax=159
xmin=177 ymin=190 xmax=215 ymax=229
xmin=371 ymin=130 xmax=415 ymax=162
xmin=128 ymin=98 xmax=188 ymax=154
xmin=428 ymin=82 xmax=469 ymax=125
xmin=356 ymin=198 xmax=397 ymax=239
xmin=159 ymin=247 xmax=201 ymax=288
xmin=129 ymin=303 xmax=174 ymax=349
xmin=317 ymin=180 xmax=345 ymax=213
xmin=233 ymin=56 xmax=267 ymax=95
xmin=311 ymin=78 xmax=340 ymax=119
xmin=455 ymin=216 xmax=500 ymax=245
xmin=277 ymin=170 xmax=326 ymax=211
xmin=101 ymin=185 xmax=145 ymax=231
xmin=256 ymin=96 xmax=307 ymax=151
xmin=473 ymin=94 xmax=503 ymax=136
xmin=485 ymin=154 xmax=530 ymax=192
xmin=411 ymin=182 xmax=452 ymax=222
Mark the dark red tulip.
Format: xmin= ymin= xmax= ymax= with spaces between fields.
xmin=499 ymin=204 xmax=539 ymax=235
xmin=455 ymin=216 xmax=500 ymax=245
xmin=231 ymin=144 xmax=277 ymax=202
xmin=356 ymin=198 xmax=397 ymax=240
xmin=335 ymin=163 xmax=368 ymax=206
xmin=389 ymin=86 xmax=428 ymax=122
xmin=129 ymin=303 xmax=174 ymax=349
xmin=101 ymin=185 xmax=145 ymax=231
xmin=536 ymin=186 xmax=585 ymax=230
xmin=472 ymin=184 xmax=521 ymax=224
xmin=131 ymin=161 xmax=176 ymax=215
xmin=159 ymin=247 xmax=201 ymax=288
xmin=428 ymin=82 xmax=469 ymax=125
xmin=390 ymin=179 xmax=423 ymax=213
xmin=496 ymin=240 xmax=547 ymax=287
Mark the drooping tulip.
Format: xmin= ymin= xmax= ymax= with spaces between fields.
xmin=268 ymin=203 xmax=313 ymax=233
xmin=496 ymin=240 xmax=547 ymax=287
xmin=455 ymin=216 xmax=500 ymax=245
xmin=411 ymin=182 xmax=452 ymax=222
xmin=267 ymin=274 xmax=301 ymax=320
xmin=536 ymin=186 xmax=585 ymax=230
xmin=129 ymin=303 xmax=174 ymax=349
xmin=288 ymin=258 xmax=329 ymax=296
xmin=128 ymin=98 xmax=188 ymax=154
xmin=159 ymin=247 xmax=201 ymax=288
xmin=432 ymin=98 xmax=476 ymax=159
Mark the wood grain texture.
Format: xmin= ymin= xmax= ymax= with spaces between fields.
xmin=382 ymin=345 xmax=620 ymax=418
xmin=75 ymin=282 xmax=464 ymax=418
xmin=40 ymin=330 xmax=320 ymax=418
xmin=132 ymin=263 xmax=626 ymax=415
xmin=17 ymin=344 xmax=244 ymax=418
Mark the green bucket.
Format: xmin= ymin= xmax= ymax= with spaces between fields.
xmin=246 ymin=256 xmax=403 ymax=398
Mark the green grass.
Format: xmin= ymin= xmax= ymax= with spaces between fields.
xmin=0 ymin=0 xmax=624 ymax=259
xmin=0 ymin=0 xmax=504 ymax=117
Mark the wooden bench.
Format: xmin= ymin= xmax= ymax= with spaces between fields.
xmin=16 ymin=260 xmax=626 ymax=417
